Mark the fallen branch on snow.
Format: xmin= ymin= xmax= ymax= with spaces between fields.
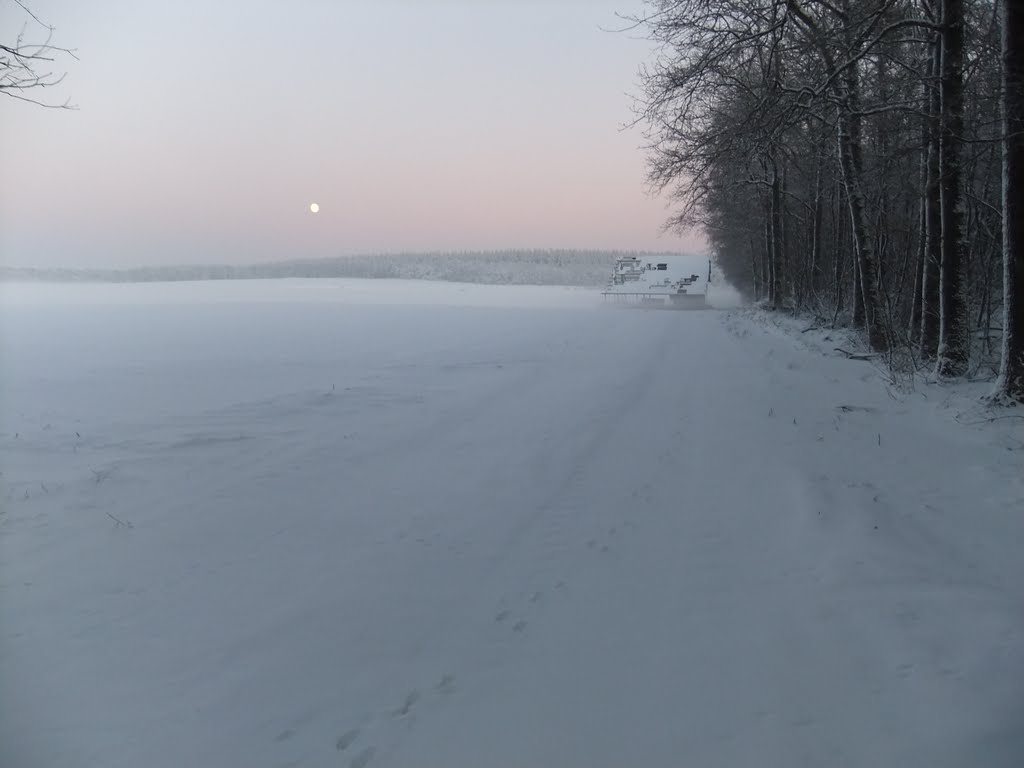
xmin=835 ymin=404 xmax=878 ymax=414
xmin=954 ymin=412 xmax=1024 ymax=426
xmin=105 ymin=511 xmax=134 ymax=528
xmin=834 ymin=347 xmax=878 ymax=361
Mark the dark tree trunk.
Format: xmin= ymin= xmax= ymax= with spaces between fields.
xmin=810 ymin=140 xmax=825 ymax=304
xmin=921 ymin=33 xmax=942 ymax=360
xmin=911 ymin=139 xmax=926 ymax=346
xmin=762 ymin=221 xmax=771 ymax=302
xmin=998 ymin=0 xmax=1024 ymax=400
xmin=936 ymin=0 xmax=969 ymax=376
xmin=836 ymin=20 xmax=887 ymax=350
xmin=833 ymin=177 xmax=848 ymax=317
xmin=764 ymin=195 xmax=775 ymax=305
xmin=750 ymin=235 xmax=762 ymax=301
xmin=874 ymin=50 xmax=892 ymax=328
xmin=770 ymin=160 xmax=783 ymax=308
xmin=910 ymin=235 xmax=924 ymax=344
xmin=782 ymin=163 xmax=792 ymax=307
xmin=853 ymin=250 xmax=865 ymax=327
xmin=921 ymin=35 xmax=942 ymax=359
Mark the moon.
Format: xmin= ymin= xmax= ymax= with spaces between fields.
xmin=309 ymin=202 xmax=320 ymax=214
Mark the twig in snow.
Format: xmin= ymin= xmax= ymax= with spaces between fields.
xmin=834 ymin=347 xmax=878 ymax=361
xmin=105 ymin=511 xmax=133 ymax=528
xmin=954 ymin=412 xmax=1024 ymax=426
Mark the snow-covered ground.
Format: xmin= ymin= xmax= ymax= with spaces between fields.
xmin=2 ymin=279 xmax=1022 ymax=768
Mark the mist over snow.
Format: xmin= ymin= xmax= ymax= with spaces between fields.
xmin=0 ymin=248 xmax=747 ymax=308
xmin=1 ymin=249 xmax=706 ymax=289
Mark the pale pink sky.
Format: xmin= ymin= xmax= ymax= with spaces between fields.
xmin=0 ymin=0 xmax=705 ymax=267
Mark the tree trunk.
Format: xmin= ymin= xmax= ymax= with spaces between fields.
xmin=921 ymin=35 xmax=942 ymax=359
xmin=836 ymin=43 xmax=888 ymax=351
xmin=750 ymin=234 xmax=762 ymax=301
xmin=910 ymin=232 xmax=924 ymax=344
xmin=997 ymin=0 xmax=1024 ymax=400
xmin=786 ymin=163 xmax=794 ymax=309
xmin=764 ymin=195 xmax=775 ymax=306
xmin=770 ymin=160 xmax=783 ymax=308
xmin=874 ymin=50 xmax=893 ymax=329
xmin=762 ymin=220 xmax=771 ymax=302
xmin=936 ymin=0 xmax=969 ymax=376
xmin=833 ymin=178 xmax=845 ymax=316
xmin=853 ymin=249 xmax=865 ymax=327
xmin=810 ymin=142 xmax=825 ymax=305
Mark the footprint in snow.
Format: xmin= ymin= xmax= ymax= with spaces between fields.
xmin=896 ymin=662 xmax=915 ymax=678
xmin=349 ymin=746 xmax=376 ymax=768
xmin=336 ymin=728 xmax=361 ymax=752
xmin=435 ymin=673 xmax=457 ymax=695
xmin=393 ymin=690 xmax=420 ymax=718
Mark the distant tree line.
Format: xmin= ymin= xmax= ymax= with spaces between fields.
xmin=0 ymin=250 xmax=698 ymax=288
xmin=633 ymin=0 xmax=1023 ymax=401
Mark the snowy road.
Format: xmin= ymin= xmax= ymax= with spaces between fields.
xmin=2 ymin=280 xmax=1022 ymax=767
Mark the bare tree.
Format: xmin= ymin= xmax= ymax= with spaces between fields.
xmin=996 ymin=0 xmax=1024 ymax=401
xmin=1 ymin=0 xmax=76 ymax=108
xmin=935 ymin=0 xmax=969 ymax=376
xmin=632 ymin=0 xmax=1014 ymax=390
xmin=919 ymin=1 xmax=942 ymax=359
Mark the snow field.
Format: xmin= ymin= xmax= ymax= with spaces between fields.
xmin=1 ymin=279 xmax=1021 ymax=767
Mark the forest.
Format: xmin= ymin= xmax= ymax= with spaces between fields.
xmin=633 ymin=0 xmax=1022 ymax=400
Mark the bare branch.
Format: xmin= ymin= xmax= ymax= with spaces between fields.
xmin=0 ymin=3 xmax=77 ymax=109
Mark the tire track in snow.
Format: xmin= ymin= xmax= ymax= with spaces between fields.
xmin=318 ymin=312 xmax=703 ymax=767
